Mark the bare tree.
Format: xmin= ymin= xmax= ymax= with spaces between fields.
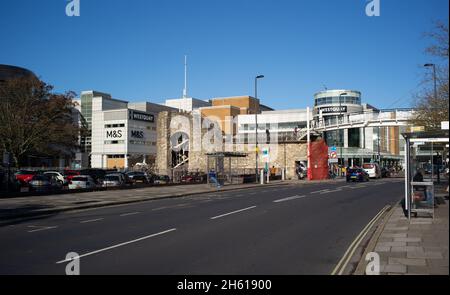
xmin=0 ymin=77 xmax=83 ymax=167
xmin=410 ymin=21 xmax=449 ymax=130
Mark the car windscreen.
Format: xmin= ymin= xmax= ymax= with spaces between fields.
xmin=72 ymin=177 xmax=88 ymax=182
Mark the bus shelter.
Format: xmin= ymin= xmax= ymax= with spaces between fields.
xmin=206 ymin=152 xmax=248 ymax=185
xmin=402 ymin=130 xmax=449 ymax=220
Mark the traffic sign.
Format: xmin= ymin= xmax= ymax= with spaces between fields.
xmin=330 ymin=151 xmax=337 ymax=159
xmin=331 ymin=146 xmax=337 ymax=152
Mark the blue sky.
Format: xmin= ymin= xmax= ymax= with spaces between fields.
xmin=0 ymin=0 xmax=448 ymax=109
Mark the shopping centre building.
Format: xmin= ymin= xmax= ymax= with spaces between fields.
xmin=73 ymin=89 xmax=414 ymax=176
xmin=74 ymin=91 xmax=176 ymax=169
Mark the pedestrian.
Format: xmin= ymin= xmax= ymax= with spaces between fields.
xmin=208 ymin=169 xmax=221 ymax=189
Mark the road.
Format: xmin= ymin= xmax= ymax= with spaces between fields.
xmin=0 ymin=178 xmax=404 ymax=275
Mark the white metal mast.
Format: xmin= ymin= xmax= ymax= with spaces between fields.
xmin=183 ymin=55 xmax=188 ymax=98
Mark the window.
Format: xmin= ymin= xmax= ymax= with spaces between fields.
xmin=105 ymin=124 xmax=125 ymax=128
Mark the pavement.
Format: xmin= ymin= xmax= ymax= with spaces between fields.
xmin=355 ymin=183 xmax=449 ymax=275
xmin=0 ymin=178 xmax=404 ymax=274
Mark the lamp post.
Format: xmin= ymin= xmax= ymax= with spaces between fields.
xmin=255 ymin=75 xmax=264 ymax=183
xmin=338 ymin=92 xmax=347 ymax=172
xmin=424 ymin=63 xmax=439 ymax=183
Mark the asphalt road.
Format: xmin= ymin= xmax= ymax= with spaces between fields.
xmin=0 ymin=178 xmax=404 ymax=275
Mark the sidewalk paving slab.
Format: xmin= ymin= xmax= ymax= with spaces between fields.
xmin=354 ymin=184 xmax=449 ymax=275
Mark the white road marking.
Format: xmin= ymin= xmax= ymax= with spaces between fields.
xmin=210 ymin=206 xmax=257 ymax=220
xmin=27 ymin=226 xmax=58 ymax=233
xmin=347 ymin=185 xmax=366 ymax=189
xmin=119 ymin=212 xmax=141 ymax=217
xmin=56 ymin=228 xmax=177 ymax=264
xmin=319 ymin=189 xmax=342 ymax=194
xmin=80 ymin=218 xmax=104 ymax=224
xmin=311 ymin=189 xmax=330 ymax=194
xmin=152 ymin=206 xmax=169 ymax=211
xmin=337 ymin=185 xmax=351 ymax=189
xmin=273 ymin=195 xmax=306 ymax=203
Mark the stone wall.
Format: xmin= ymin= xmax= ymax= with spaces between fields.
xmin=156 ymin=111 xmax=308 ymax=179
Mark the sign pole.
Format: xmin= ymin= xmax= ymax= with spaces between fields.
xmin=307 ymin=107 xmax=312 ymax=180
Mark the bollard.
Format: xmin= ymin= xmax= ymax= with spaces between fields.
xmin=282 ymin=169 xmax=285 ymax=181
xmin=260 ymin=169 xmax=264 ymax=185
xmin=266 ymin=170 xmax=270 ymax=183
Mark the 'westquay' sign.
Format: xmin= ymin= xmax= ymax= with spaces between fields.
xmin=129 ymin=110 xmax=154 ymax=123
xmin=319 ymin=106 xmax=347 ymax=114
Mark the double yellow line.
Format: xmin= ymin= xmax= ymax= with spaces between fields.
xmin=331 ymin=205 xmax=390 ymax=275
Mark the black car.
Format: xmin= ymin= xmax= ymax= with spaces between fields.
xmin=126 ymin=171 xmax=151 ymax=184
xmin=80 ymin=168 xmax=108 ymax=184
xmin=381 ymin=167 xmax=391 ymax=178
xmin=346 ymin=168 xmax=370 ymax=182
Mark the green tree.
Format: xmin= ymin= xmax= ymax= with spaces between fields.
xmin=0 ymin=77 xmax=83 ymax=167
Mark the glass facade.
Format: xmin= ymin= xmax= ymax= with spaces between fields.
xmin=240 ymin=122 xmax=307 ymax=131
xmin=315 ymin=96 xmax=361 ymax=106
xmin=348 ymin=128 xmax=360 ymax=148
xmin=80 ymin=92 xmax=93 ymax=154
xmin=324 ymin=130 xmax=344 ymax=147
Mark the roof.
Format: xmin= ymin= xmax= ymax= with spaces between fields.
xmin=0 ymin=64 xmax=36 ymax=81
xmin=402 ymin=130 xmax=449 ymax=141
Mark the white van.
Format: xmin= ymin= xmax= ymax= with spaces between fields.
xmin=363 ymin=163 xmax=382 ymax=179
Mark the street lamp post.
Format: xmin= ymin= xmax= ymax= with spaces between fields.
xmin=338 ymin=92 xmax=347 ymax=172
xmin=424 ymin=63 xmax=439 ymax=183
xmin=255 ymin=75 xmax=264 ymax=183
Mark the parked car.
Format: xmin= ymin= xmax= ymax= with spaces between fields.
xmin=346 ymin=168 xmax=370 ymax=182
xmin=28 ymin=174 xmax=60 ymax=192
xmin=80 ymin=168 xmax=108 ymax=184
xmin=181 ymin=172 xmax=206 ymax=183
xmin=44 ymin=171 xmax=66 ymax=185
xmin=380 ymin=167 xmax=391 ymax=178
xmin=108 ymin=172 xmax=133 ymax=186
xmin=68 ymin=175 xmax=97 ymax=190
xmin=64 ymin=170 xmax=81 ymax=182
xmin=15 ymin=170 xmax=38 ymax=185
xmin=102 ymin=174 xmax=125 ymax=188
xmin=126 ymin=171 xmax=150 ymax=184
xmin=362 ymin=163 xmax=381 ymax=179
xmin=181 ymin=173 xmax=196 ymax=183
xmin=153 ymin=175 xmax=171 ymax=185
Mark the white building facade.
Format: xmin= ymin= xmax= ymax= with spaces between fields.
xmin=82 ymin=92 xmax=174 ymax=169
xmin=165 ymin=97 xmax=211 ymax=112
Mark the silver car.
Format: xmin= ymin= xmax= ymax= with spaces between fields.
xmin=69 ymin=175 xmax=96 ymax=190
xmin=102 ymin=174 xmax=124 ymax=188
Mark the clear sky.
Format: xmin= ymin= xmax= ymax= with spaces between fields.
xmin=0 ymin=0 xmax=448 ymax=109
